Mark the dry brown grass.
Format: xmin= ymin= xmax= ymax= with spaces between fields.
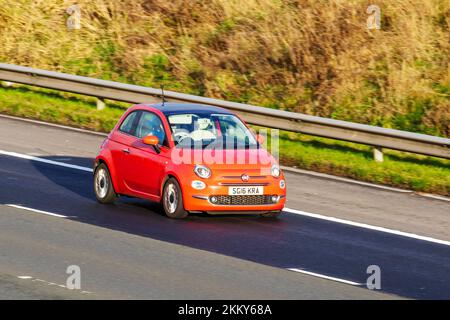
xmin=0 ymin=0 xmax=449 ymax=136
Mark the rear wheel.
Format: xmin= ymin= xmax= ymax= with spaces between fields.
xmin=162 ymin=178 xmax=188 ymax=219
xmin=94 ymin=163 xmax=117 ymax=204
xmin=260 ymin=211 xmax=281 ymax=218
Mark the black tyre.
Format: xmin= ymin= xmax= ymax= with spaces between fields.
xmin=94 ymin=163 xmax=117 ymax=204
xmin=162 ymin=178 xmax=188 ymax=219
xmin=260 ymin=211 xmax=281 ymax=218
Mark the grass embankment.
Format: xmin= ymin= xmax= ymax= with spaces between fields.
xmin=1 ymin=85 xmax=448 ymax=196
xmin=0 ymin=0 xmax=449 ymax=136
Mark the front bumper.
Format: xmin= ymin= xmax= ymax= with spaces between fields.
xmin=182 ymin=177 xmax=286 ymax=213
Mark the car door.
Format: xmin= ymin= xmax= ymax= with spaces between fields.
xmin=108 ymin=110 xmax=141 ymax=194
xmin=125 ymin=111 xmax=170 ymax=199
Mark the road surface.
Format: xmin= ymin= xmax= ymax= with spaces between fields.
xmin=1 ymin=116 xmax=449 ymax=299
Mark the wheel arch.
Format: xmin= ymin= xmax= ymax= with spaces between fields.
xmin=94 ymin=156 xmax=120 ymax=194
xmin=160 ymin=172 xmax=186 ymax=203
xmin=160 ymin=172 xmax=182 ymax=194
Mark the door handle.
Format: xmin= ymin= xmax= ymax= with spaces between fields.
xmin=122 ymin=148 xmax=130 ymax=154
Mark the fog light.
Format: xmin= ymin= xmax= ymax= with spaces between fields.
xmin=210 ymin=196 xmax=218 ymax=203
xmin=271 ymin=195 xmax=279 ymax=203
xmin=279 ymin=180 xmax=285 ymax=189
xmin=191 ymin=180 xmax=206 ymax=190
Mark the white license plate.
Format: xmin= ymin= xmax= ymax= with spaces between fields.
xmin=228 ymin=186 xmax=264 ymax=195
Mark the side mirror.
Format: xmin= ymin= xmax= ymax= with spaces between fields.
xmin=142 ymin=135 xmax=159 ymax=146
xmin=256 ymin=134 xmax=265 ymax=144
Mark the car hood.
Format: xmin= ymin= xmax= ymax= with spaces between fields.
xmin=170 ymin=147 xmax=278 ymax=170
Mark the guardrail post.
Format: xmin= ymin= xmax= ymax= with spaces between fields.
xmin=373 ymin=146 xmax=384 ymax=162
xmin=96 ymin=98 xmax=105 ymax=111
xmin=1 ymin=81 xmax=13 ymax=87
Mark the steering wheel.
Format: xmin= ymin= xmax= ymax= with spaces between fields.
xmin=173 ymin=131 xmax=190 ymax=143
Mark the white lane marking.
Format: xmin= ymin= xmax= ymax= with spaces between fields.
xmin=1 ymin=148 xmax=449 ymax=246
xmin=283 ymin=166 xmax=450 ymax=203
xmin=282 ymin=166 xmax=412 ymax=193
xmin=0 ymin=114 xmax=108 ymax=137
xmin=284 ymin=207 xmax=450 ymax=247
xmin=287 ymin=268 xmax=363 ymax=286
xmin=415 ymin=192 xmax=450 ymax=202
xmin=6 ymin=204 xmax=71 ymax=218
xmin=0 ymin=149 xmax=93 ymax=172
xmin=82 ymin=290 xmax=94 ymax=294
xmin=16 ymin=276 xmax=93 ymax=294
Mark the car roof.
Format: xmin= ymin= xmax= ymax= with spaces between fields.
xmin=139 ymin=103 xmax=234 ymax=115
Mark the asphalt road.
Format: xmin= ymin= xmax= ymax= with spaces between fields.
xmin=0 ymin=116 xmax=449 ymax=299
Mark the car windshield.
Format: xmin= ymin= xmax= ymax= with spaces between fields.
xmin=167 ymin=112 xmax=258 ymax=149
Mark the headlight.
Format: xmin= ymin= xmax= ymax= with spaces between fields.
xmin=194 ymin=165 xmax=211 ymax=179
xmin=271 ymin=164 xmax=280 ymax=178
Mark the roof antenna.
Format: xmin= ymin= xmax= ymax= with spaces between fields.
xmin=161 ymin=85 xmax=166 ymax=106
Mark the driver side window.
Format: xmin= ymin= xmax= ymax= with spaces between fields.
xmin=136 ymin=111 xmax=166 ymax=146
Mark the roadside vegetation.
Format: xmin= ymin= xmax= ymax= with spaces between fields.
xmin=1 ymin=85 xmax=448 ymax=196
xmin=0 ymin=0 xmax=449 ymax=137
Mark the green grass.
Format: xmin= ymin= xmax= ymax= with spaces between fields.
xmin=0 ymin=85 xmax=124 ymax=132
xmin=274 ymin=133 xmax=450 ymax=196
xmin=0 ymin=84 xmax=449 ymax=196
xmin=2 ymin=1 xmax=449 ymax=137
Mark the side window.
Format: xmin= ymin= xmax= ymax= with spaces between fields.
xmin=119 ymin=111 xmax=139 ymax=135
xmin=136 ymin=112 xmax=166 ymax=145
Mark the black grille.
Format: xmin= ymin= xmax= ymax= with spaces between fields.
xmin=210 ymin=195 xmax=273 ymax=205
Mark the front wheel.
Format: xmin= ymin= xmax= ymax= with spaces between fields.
xmin=94 ymin=163 xmax=117 ymax=204
xmin=162 ymin=178 xmax=188 ymax=219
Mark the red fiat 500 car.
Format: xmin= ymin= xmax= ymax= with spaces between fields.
xmin=93 ymin=103 xmax=286 ymax=218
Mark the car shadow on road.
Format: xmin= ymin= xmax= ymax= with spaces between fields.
xmin=2 ymin=155 xmax=449 ymax=299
